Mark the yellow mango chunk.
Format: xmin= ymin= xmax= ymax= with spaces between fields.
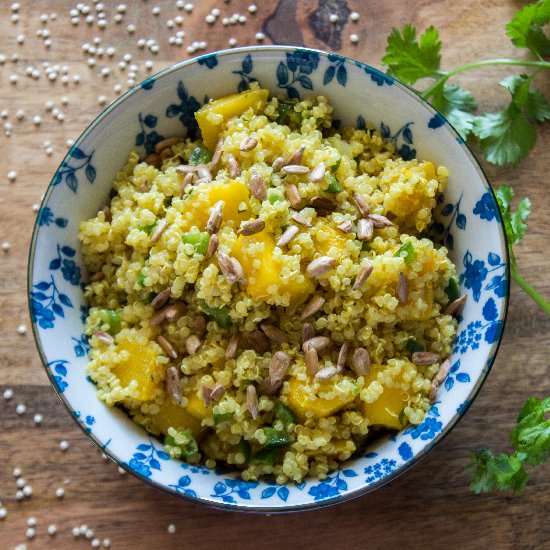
xmin=362 ymin=365 xmax=409 ymax=430
xmin=112 ymin=338 xmax=160 ymax=401
xmin=231 ymin=229 xmax=314 ymax=303
xmin=312 ymin=223 xmax=350 ymax=256
xmin=287 ymin=377 xmax=355 ymax=420
xmin=181 ymin=181 xmax=250 ymax=231
xmin=195 ymin=89 xmax=269 ymax=149
xmin=149 ymin=398 xmax=202 ymax=439
xmin=186 ymin=392 xmax=210 ymax=421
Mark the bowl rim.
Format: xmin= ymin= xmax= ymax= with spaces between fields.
xmin=27 ymin=44 xmax=510 ymax=513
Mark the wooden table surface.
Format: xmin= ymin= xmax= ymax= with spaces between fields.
xmin=1 ymin=1 xmax=549 ymax=548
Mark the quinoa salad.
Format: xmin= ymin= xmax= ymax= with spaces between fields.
xmin=79 ymin=88 xmax=465 ymax=484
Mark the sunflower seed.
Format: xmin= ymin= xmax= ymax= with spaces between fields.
xmin=305 ymin=346 xmax=319 ymax=376
xmin=202 ymin=383 xmax=225 ymax=406
xmin=443 ymin=294 xmax=467 ymax=317
xmin=179 ymin=172 xmax=194 ymax=197
xmin=239 ymin=136 xmax=258 ymax=152
xmin=276 ymin=225 xmax=299 ymax=247
xmin=357 ymin=218 xmax=374 ymax=241
xmin=350 ymin=347 xmax=370 ymax=375
xmin=193 ymin=315 xmax=207 ymax=335
xmin=227 ymin=153 xmax=240 ymax=178
xmin=271 ymin=156 xmax=286 ymax=171
xmin=300 ymin=294 xmax=325 ymax=320
xmin=205 ymin=233 xmax=219 ymax=259
xmin=160 ymin=147 xmax=174 ymax=161
xmin=151 ymin=288 xmax=171 ymax=309
xmin=353 ymin=260 xmax=374 ymax=290
xmin=287 ymin=146 xmax=305 ymax=166
xmin=261 ymin=351 xmax=291 ymax=394
xmin=247 ymin=329 xmax=271 ymax=354
xmin=166 ymin=366 xmax=182 ymax=404
xmin=282 ymin=164 xmax=310 ymax=175
xmin=154 ymin=137 xmax=181 ymax=154
xmin=237 ymin=219 xmax=265 ymax=236
xmin=224 ymin=333 xmax=240 ymax=360
xmin=246 ymin=384 xmax=259 ymax=419
xmin=352 ymin=192 xmax=370 ymax=217
xmin=315 ymin=365 xmax=337 ymax=381
xmin=175 ymin=164 xmax=197 ymax=174
xmin=186 ymin=335 xmax=202 ymax=356
xmin=290 ymin=213 xmax=312 ymax=227
xmin=150 ymin=302 xmax=185 ymax=327
xmin=302 ymin=322 xmax=315 ymax=343
xmin=249 ymin=171 xmax=267 ymax=200
xmin=337 ymin=342 xmax=349 ymax=372
xmin=144 ymin=153 xmax=161 ymax=168
xmin=101 ymin=206 xmax=112 ymax=222
xmin=217 ymin=252 xmax=247 ymax=286
xmin=196 ymin=165 xmax=212 ymax=183
xmin=412 ymin=351 xmax=440 ymax=365
xmin=202 ymin=385 xmax=213 ymax=406
xmin=337 ymin=220 xmax=353 ymax=234
xmin=157 ymin=335 xmax=178 ymax=359
xmin=150 ymin=219 xmax=168 ymax=243
xmin=260 ymin=323 xmax=288 ymax=344
xmin=285 ymin=183 xmax=301 ymax=208
xmin=311 ymin=196 xmax=337 ymax=216
xmin=369 ymin=213 xmax=394 ymax=228
xmin=429 ymin=359 xmax=451 ymax=400
xmin=206 ymin=201 xmax=224 ymax=234
xmin=302 ymin=336 xmax=331 ymax=353
xmin=95 ymin=331 xmax=114 ymax=345
xmin=309 ymin=163 xmax=326 ymax=182
xmin=209 ymin=138 xmax=224 ymax=171
xmin=90 ymin=271 xmax=105 ymax=282
xmin=306 ymin=256 xmax=336 ymax=278
xmin=397 ymin=271 xmax=408 ymax=303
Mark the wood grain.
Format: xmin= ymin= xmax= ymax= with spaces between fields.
xmin=1 ymin=1 xmax=549 ymax=548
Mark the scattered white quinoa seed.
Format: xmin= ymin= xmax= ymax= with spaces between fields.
xmin=55 ymin=487 xmax=65 ymax=499
xmin=167 ymin=524 xmax=176 ymax=534
xmin=59 ymin=440 xmax=70 ymax=451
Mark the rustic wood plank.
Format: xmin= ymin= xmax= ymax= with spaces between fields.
xmin=1 ymin=1 xmax=549 ymax=548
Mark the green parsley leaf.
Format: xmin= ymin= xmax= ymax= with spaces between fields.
xmin=330 ymin=158 xmax=342 ymax=173
xmin=469 ymin=449 xmax=529 ymax=494
xmin=200 ymin=303 xmax=232 ymax=329
xmin=326 ymin=174 xmax=343 ymax=193
xmin=394 ymin=241 xmax=417 ymax=265
xmin=261 ymin=427 xmax=292 ymax=449
xmin=213 ymin=412 xmax=234 ymax=425
xmin=505 ymin=0 xmax=550 ymax=57
xmin=274 ymin=401 xmax=297 ymax=425
xmin=495 ymin=183 xmax=531 ymax=247
xmin=136 ymin=271 xmax=146 ymax=287
xmin=268 ymin=191 xmax=284 ymax=204
xmin=404 ymin=338 xmax=425 ymax=355
xmin=252 ymin=447 xmax=280 ymax=465
xmin=188 ymin=146 xmax=212 ymax=165
xmin=445 ymin=276 xmax=461 ymax=303
xmin=138 ymin=222 xmax=156 ymax=235
xmin=429 ymin=82 xmax=477 ymax=138
xmin=164 ymin=429 xmax=199 ymax=459
xmin=382 ymin=24 xmax=442 ymax=85
xmin=182 ymin=231 xmax=210 ymax=255
xmin=99 ymin=309 xmax=121 ymax=334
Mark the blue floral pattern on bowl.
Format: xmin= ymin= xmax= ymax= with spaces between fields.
xmin=28 ymin=46 xmax=509 ymax=512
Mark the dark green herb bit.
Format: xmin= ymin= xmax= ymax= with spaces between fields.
xmin=330 ymin=158 xmax=341 ymax=173
xmin=213 ymin=412 xmax=234 ymax=425
xmin=394 ymin=242 xmax=417 ymax=265
xmin=274 ymin=401 xmax=297 ymax=426
xmin=164 ymin=429 xmax=199 ymax=459
xmin=268 ymin=191 xmax=284 ymax=204
xmin=326 ymin=174 xmax=343 ymax=194
xmin=252 ymin=447 xmax=281 ymax=465
xmin=100 ymin=309 xmax=121 ymax=334
xmin=136 ymin=271 xmax=146 ymax=287
xmin=138 ymin=223 xmax=156 ymax=235
xmin=404 ymin=338 xmax=425 ymax=354
xmin=200 ymin=303 xmax=232 ymax=329
xmin=189 ymin=146 xmax=212 ymax=165
xmin=275 ymin=99 xmax=302 ymax=126
xmin=182 ymin=231 xmax=210 ymax=255
xmin=238 ymin=440 xmax=251 ymax=463
xmin=445 ymin=276 xmax=461 ymax=303
xmin=262 ymin=427 xmax=292 ymax=449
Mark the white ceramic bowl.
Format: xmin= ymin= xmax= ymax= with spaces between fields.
xmin=28 ymin=46 xmax=509 ymax=511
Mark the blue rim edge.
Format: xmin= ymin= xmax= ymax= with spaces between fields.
xmin=26 ymin=45 xmax=511 ymax=514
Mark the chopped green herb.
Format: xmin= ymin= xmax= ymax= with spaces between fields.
xmin=261 ymin=427 xmax=292 ymax=449
xmin=405 ymin=338 xmax=425 ymax=354
xmin=274 ymin=401 xmax=297 ymax=426
xmin=213 ymin=412 xmax=234 ymax=425
xmin=445 ymin=276 xmax=461 ymax=303
xmin=330 ymin=158 xmax=341 ymax=173
xmin=237 ymin=440 xmax=251 ymax=463
xmin=326 ymin=174 xmax=343 ymax=193
xmin=268 ymin=191 xmax=284 ymax=204
xmin=189 ymin=146 xmax=212 ymax=165
xmin=394 ymin=242 xmax=417 ymax=265
xmin=200 ymin=303 xmax=232 ymax=329
xmin=138 ymin=223 xmax=156 ymax=235
xmin=252 ymin=447 xmax=281 ymax=465
xmin=99 ymin=310 xmax=121 ymax=334
xmin=182 ymin=231 xmax=210 ymax=255
xmin=164 ymin=428 xmax=199 ymax=459
xmin=275 ymin=99 xmax=302 ymax=126
xmin=136 ymin=271 xmax=146 ymax=287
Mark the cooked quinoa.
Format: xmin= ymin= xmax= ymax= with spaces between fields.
xmin=79 ymin=89 xmax=460 ymax=484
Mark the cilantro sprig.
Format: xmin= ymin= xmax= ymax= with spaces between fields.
xmin=382 ymin=0 xmax=550 ymax=166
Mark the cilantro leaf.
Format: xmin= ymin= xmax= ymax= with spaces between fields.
xmin=506 ymin=0 xmax=550 ymax=57
xmin=472 ymin=75 xmax=549 ymax=166
xmin=429 ymin=82 xmax=477 ymax=138
xmin=495 ymin=183 xmax=531 ymax=247
xmin=469 ymin=449 xmax=529 ymax=494
xmin=382 ymin=24 xmax=442 ymax=85
xmin=511 ymin=396 xmax=550 ymax=466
